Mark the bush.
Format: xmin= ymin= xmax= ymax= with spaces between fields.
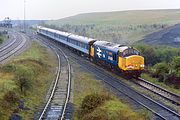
xmin=153 ymin=63 xmax=169 ymax=75
xmin=135 ymin=44 xmax=180 ymax=66
xmin=153 ymin=62 xmax=169 ymax=82
xmin=1 ymin=64 xmax=16 ymax=72
xmin=80 ymin=93 xmax=111 ymax=118
xmin=3 ymin=91 xmax=19 ymax=104
xmin=0 ymin=37 xmax=3 ymax=44
xmin=14 ymin=65 xmax=34 ymax=95
xmin=0 ymin=35 xmax=4 ymax=44
xmin=82 ymin=100 xmax=146 ymax=120
xmin=172 ymin=56 xmax=180 ymax=78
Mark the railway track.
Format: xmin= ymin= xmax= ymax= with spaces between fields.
xmin=134 ymin=77 xmax=180 ymax=106
xmin=0 ymin=32 xmax=27 ymax=63
xmin=0 ymin=34 xmax=16 ymax=50
xmin=36 ymin=35 xmax=180 ymax=120
xmin=38 ymin=40 xmax=71 ymax=120
xmin=58 ymin=46 xmax=180 ymax=120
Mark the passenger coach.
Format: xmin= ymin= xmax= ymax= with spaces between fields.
xmin=37 ymin=26 xmax=96 ymax=56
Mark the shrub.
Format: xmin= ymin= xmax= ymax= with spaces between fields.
xmin=82 ymin=100 xmax=147 ymax=120
xmin=0 ymin=37 xmax=3 ymax=44
xmin=14 ymin=65 xmax=33 ymax=95
xmin=1 ymin=64 xmax=16 ymax=72
xmin=153 ymin=63 xmax=169 ymax=75
xmin=153 ymin=62 xmax=169 ymax=82
xmin=172 ymin=56 xmax=180 ymax=78
xmin=3 ymin=91 xmax=19 ymax=105
xmin=80 ymin=93 xmax=111 ymax=117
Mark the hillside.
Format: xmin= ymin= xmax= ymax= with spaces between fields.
xmin=45 ymin=9 xmax=180 ymax=45
xmin=142 ymin=23 xmax=180 ymax=47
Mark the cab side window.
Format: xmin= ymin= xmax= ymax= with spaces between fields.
xmin=123 ymin=50 xmax=128 ymax=57
xmin=113 ymin=54 xmax=116 ymax=61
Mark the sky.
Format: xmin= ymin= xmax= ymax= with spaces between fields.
xmin=0 ymin=0 xmax=180 ymax=20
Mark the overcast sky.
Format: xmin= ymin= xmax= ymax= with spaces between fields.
xmin=0 ymin=0 xmax=180 ymax=20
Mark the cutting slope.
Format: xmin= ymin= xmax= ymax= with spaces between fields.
xmin=46 ymin=9 xmax=180 ymax=44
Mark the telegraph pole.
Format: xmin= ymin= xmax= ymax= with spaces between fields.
xmin=24 ymin=0 xmax=26 ymax=33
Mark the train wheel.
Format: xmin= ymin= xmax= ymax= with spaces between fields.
xmin=90 ymin=57 xmax=93 ymax=62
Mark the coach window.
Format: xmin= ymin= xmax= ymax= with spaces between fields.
xmin=71 ymin=39 xmax=73 ymax=44
xmin=71 ymin=39 xmax=73 ymax=43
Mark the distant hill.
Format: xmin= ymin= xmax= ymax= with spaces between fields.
xmin=142 ymin=24 xmax=180 ymax=47
xmin=46 ymin=9 xmax=180 ymax=45
xmin=10 ymin=20 xmax=47 ymax=27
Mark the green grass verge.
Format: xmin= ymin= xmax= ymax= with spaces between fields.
xmin=85 ymin=100 xmax=150 ymax=120
xmin=0 ymin=35 xmax=6 ymax=44
xmin=0 ymin=41 xmax=57 ymax=119
xmin=73 ymin=70 xmax=151 ymax=120
xmin=141 ymin=73 xmax=180 ymax=95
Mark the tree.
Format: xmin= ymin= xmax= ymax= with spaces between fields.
xmin=15 ymin=65 xmax=33 ymax=95
xmin=153 ymin=62 xmax=169 ymax=82
xmin=171 ymin=56 xmax=180 ymax=78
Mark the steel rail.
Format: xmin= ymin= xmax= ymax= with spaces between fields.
xmin=38 ymin=49 xmax=61 ymax=120
xmin=0 ymin=33 xmax=27 ymax=63
xmin=38 ymin=40 xmax=71 ymax=120
xmin=134 ymin=77 xmax=180 ymax=105
xmin=0 ymin=36 xmax=16 ymax=52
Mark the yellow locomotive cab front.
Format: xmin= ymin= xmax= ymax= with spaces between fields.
xmin=124 ymin=55 xmax=144 ymax=70
xmin=118 ymin=47 xmax=144 ymax=76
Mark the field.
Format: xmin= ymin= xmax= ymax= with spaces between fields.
xmin=45 ymin=9 xmax=180 ymax=44
xmin=0 ymin=42 xmax=57 ymax=119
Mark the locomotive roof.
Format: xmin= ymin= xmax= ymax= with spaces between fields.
xmin=93 ymin=41 xmax=129 ymax=53
xmin=68 ymin=34 xmax=96 ymax=44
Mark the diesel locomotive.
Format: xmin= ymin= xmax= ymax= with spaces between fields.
xmin=37 ymin=26 xmax=144 ymax=76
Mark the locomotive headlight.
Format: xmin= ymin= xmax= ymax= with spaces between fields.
xmin=140 ymin=64 xmax=144 ymax=67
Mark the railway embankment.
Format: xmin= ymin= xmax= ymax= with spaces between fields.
xmin=72 ymin=66 xmax=151 ymax=120
xmin=0 ymin=41 xmax=58 ymax=119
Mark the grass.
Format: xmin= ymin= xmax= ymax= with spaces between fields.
xmin=73 ymin=68 xmax=151 ymax=120
xmin=73 ymin=72 xmax=105 ymax=107
xmin=93 ymin=100 xmax=147 ymax=120
xmin=46 ymin=9 xmax=180 ymax=44
xmin=141 ymin=73 xmax=180 ymax=95
xmin=47 ymin=10 xmax=180 ymax=25
xmin=0 ymin=35 xmax=6 ymax=44
xmin=0 ymin=41 xmax=57 ymax=119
